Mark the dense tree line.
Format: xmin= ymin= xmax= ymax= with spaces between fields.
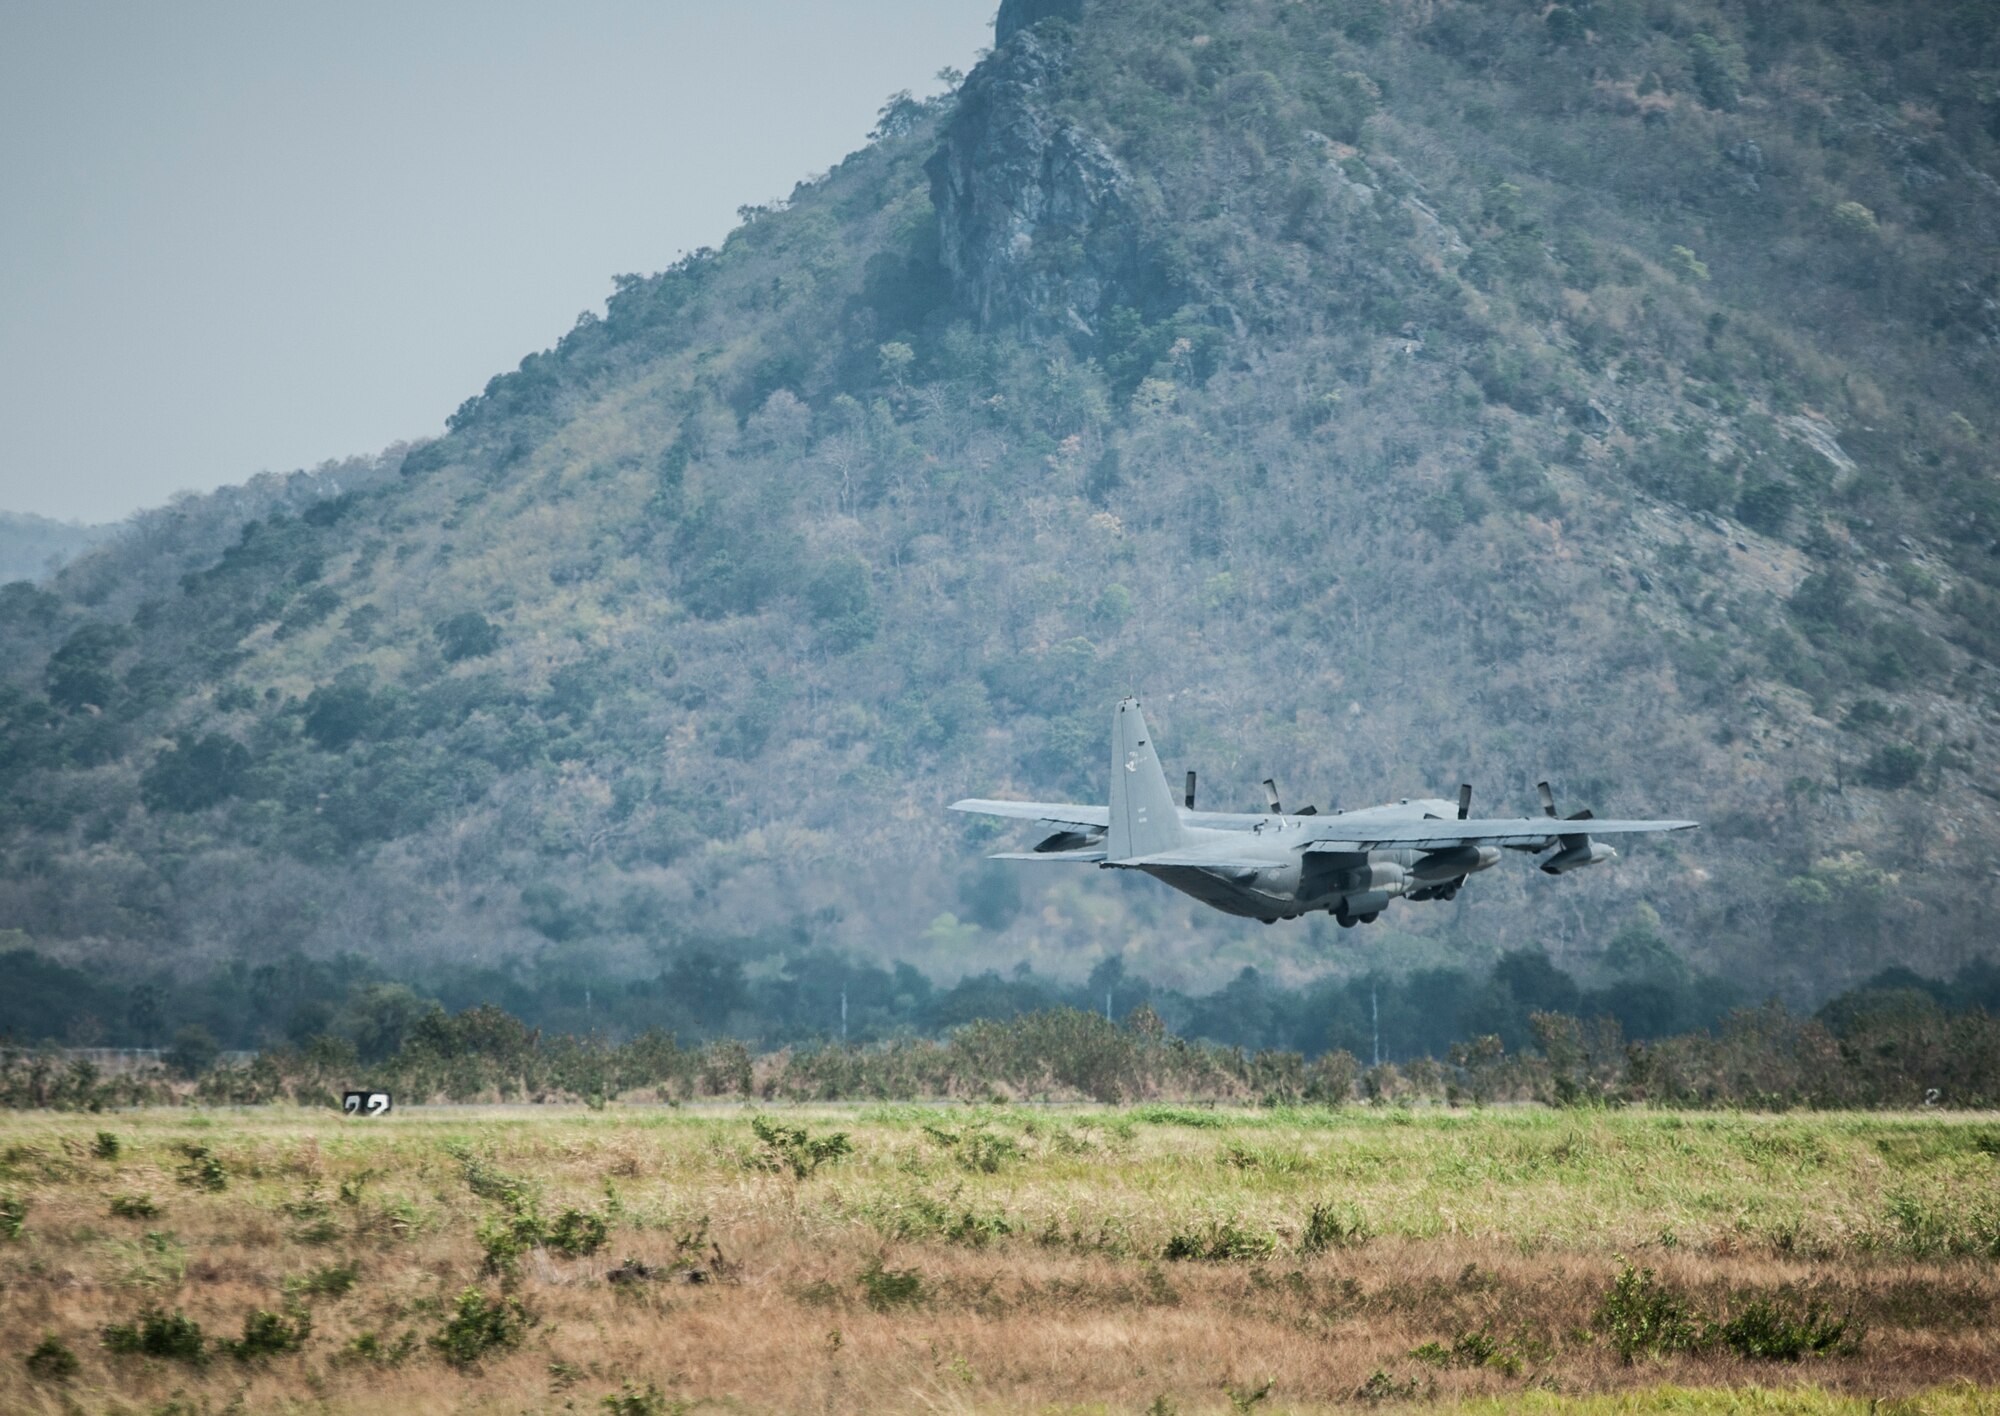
xmin=6 ymin=968 xmax=1995 ymax=1111
xmin=7 ymin=934 xmax=1997 ymax=1107
xmin=0 ymin=936 xmax=1733 ymax=1058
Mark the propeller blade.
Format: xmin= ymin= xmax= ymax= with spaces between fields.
xmin=1457 ymin=783 xmax=1472 ymax=821
xmin=1262 ymin=778 xmax=1282 ymax=814
xmin=1537 ymin=780 xmax=1558 ymax=818
xmin=1184 ymin=771 xmax=1197 ymax=811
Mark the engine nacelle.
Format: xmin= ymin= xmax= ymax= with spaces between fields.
xmin=1540 ymin=841 xmax=1617 ymax=875
xmin=1328 ymin=862 xmax=1408 ymax=894
xmin=1411 ymin=846 xmax=1501 ymax=884
xmin=1337 ymin=889 xmax=1394 ymax=917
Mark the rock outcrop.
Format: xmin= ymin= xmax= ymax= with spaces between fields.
xmin=927 ymin=25 xmax=1143 ymax=337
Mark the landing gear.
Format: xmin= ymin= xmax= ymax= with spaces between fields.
xmin=1335 ymin=913 xmax=1357 ymax=928
xmin=1360 ymin=911 xmax=1380 ymax=923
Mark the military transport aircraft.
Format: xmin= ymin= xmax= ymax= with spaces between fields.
xmin=951 ymin=698 xmax=1697 ymax=928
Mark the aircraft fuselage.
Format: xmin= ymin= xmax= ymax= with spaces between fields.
xmin=1115 ymin=802 xmax=1502 ymax=923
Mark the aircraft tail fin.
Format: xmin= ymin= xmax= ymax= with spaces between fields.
xmin=1107 ymin=698 xmax=1191 ymax=862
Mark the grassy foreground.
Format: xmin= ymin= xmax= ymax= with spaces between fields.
xmin=1 ymin=1105 xmax=1997 ymax=1414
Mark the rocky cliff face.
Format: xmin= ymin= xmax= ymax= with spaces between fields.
xmin=927 ymin=26 xmax=1146 ymax=337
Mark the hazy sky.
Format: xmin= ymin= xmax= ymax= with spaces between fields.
xmin=0 ymin=2 xmax=992 ymax=523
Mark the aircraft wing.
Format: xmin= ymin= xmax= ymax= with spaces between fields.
xmin=949 ymin=799 xmax=1109 ymax=831
xmin=1300 ymin=816 xmax=1698 ymax=851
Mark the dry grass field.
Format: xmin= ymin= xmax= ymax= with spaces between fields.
xmin=2 ymin=1104 xmax=1997 ymax=1414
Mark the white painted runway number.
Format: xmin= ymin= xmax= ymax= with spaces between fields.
xmin=342 ymin=1091 xmax=393 ymax=1117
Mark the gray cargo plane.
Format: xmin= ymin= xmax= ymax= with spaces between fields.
xmin=951 ymin=698 xmax=1697 ymax=927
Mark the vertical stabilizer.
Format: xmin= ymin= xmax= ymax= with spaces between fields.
xmin=1107 ymin=698 xmax=1190 ymax=861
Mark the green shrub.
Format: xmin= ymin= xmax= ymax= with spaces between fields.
xmin=458 ymin=1153 xmax=537 ymax=1208
xmin=302 ymin=681 xmax=383 ymax=750
xmin=547 ymin=1206 xmax=610 ymax=1257
xmin=943 ymin=1206 xmax=1014 ymax=1247
xmin=1410 ymin=1327 xmax=1517 ymax=1373
xmin=478 ymin=1210 xmax=544 ymax=1277
xmin=140 ymin=736 xmax=250 ymax=814
xmin=109 ymin=1194 xmax=159 ymax=1219
xmin=342 ymin=1329 xmax=418 ymax=1366
xmin=174 ymin=1145 xmax=227 ymax=1192
xmin=429 ymin=1287 xmax=529 ymax=1367
xmin=1884 ymin=1191 xmax=2000 ymax=1259
xmin=1736 ymin=478 xmax=1795 ymax=536
xmin=923 ymin=1123 xmax=1021 ymax=1173
xmin=286 ymin=1261 xmax=359 ymax=1299
xmin=1163 ymin=1216 xmax=1277 ymax=1262
xmin=857 ymin=1256 xmax=924 ymax=1310
xmin=91 ymin=1131 xmax=120 ymax=1160
xmin=225 ymin=1308 xmax=311 ymax=1360
xmin=1130 ymin=1104 xmax=1228 ymax=1128
xmin=23 ymin=1335 xmax=79 ymax=1380
xmin=805 ymin=557 xmax=879 ymax=651
xmin=1316 ymin=70 xmax=1379 ymax=143
xmin=1225 ymin=1379 xmax=1275 ymax=1412
xmin=1594 ymin=1261 xmax=1703 ymax=1363
xmin=1300 ymin=1202 xmax=1369 ymax=1255
xmin=1843 ymin=699 xmax=1894 ymax=732
xmin=1689 ymin=33 xmax=1746 ymax=110
xmin=436 ymin=611 xmax=500 ymax=662
xmin=750 ymin=1116 xmax=853 ymax=1180
xmin=102 ymin=1306 xmax=208 ymax=1365
xmin=293 ymin=1216 xmax=342 ymax=1246
xmin=0 ymin=1195 xmax=23 ymax=1239
xmin=1356 ymin=1369 xmax=1423 ymax=1400
xmin=602 ymin=1380 xmax=678 ymax=1416
xmin=1719 ymin=1297 xmax=1855 ymax=1360
xmin=1860 ymin=743 xmax=1925 ymax=790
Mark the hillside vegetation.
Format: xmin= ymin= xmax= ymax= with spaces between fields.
xmin=2 ymin=0 xmax=1998 ymax=1030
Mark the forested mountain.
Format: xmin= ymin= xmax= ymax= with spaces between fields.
xmin=3 ymin=0 xmax=1997 ymax=1045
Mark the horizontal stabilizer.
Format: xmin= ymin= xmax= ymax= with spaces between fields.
xmin=950 ymin=798 xmax=1109 ymax=830
xmin=988 ymin=849 xmax=1107 ymax=862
